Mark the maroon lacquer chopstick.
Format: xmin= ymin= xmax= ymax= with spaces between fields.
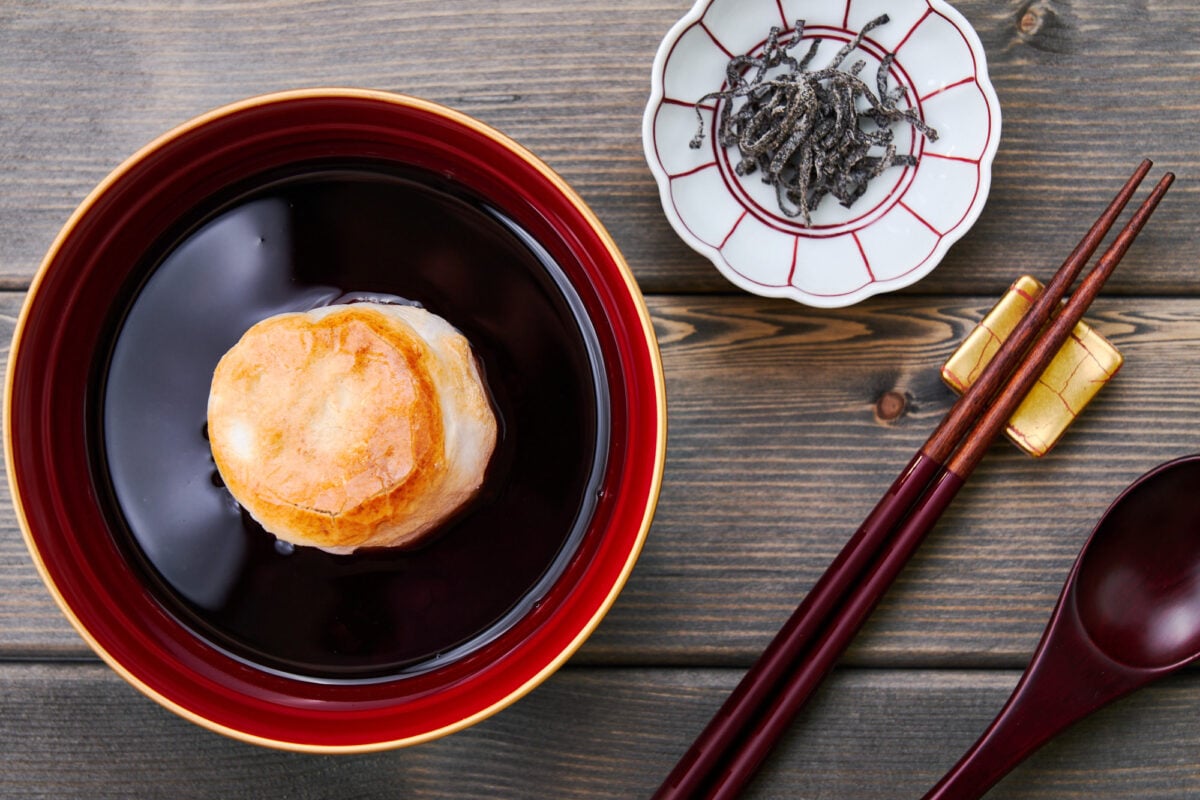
xmin=701 ymin=169 xmax=1175 ymax=800
xmin=650 ymin=159 xmax=1154 ymax=800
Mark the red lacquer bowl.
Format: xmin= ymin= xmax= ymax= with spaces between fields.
xmin=6 ymin=89 xmax=666 ymax=751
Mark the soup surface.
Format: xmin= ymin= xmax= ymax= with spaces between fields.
xmin=94 ymin=163 xmax=608 ymax=680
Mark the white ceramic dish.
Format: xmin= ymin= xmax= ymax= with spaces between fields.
xmin=644 ymin=0 xmax=1001 ymax=307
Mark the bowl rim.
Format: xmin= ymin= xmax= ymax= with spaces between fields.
xmin=5 ymin=87 xmax=668 ymax=752
xmin=642 ymin=0 xmax=1002 ymax=307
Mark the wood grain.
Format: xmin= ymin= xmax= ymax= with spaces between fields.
xmin=5 ymin=292 xmax=1200 ymax=667
xmin=1 ymin=0 xmax=1197 ymax=294
xmin=5 ymin=1 xmax=1200 ymax=795
xmin=3 ymin=662 xmax=1199 ymax=799
xmin=598 ymin=293 xmax=1200 ymax=666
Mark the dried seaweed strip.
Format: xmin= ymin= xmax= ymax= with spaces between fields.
xmin=689 ymin=14 xmax=939 ymax=226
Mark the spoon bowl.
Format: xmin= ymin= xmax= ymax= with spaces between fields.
xmin=1076 ymin=456 xmax=1200 ymax=670
xmin=923 ymin=453 xmax=1200 ymax=800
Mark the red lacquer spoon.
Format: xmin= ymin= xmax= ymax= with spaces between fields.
xmin=922 ymin=454 xmax=1200 ymax=800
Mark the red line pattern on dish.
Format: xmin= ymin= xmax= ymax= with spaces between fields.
xmin=648 ymin=1 xmax=999 ymax=302
xmin=667 ymin=161 xmax=719 ymax=180
xmin=900 ymin=201 xmax=943 ymax=236
xmin=664 ymin=97 xmax=716 ymax=112
xmin=852 ymin=232 xmax=875 ymax=281
xmin=700 ymin=21 xmax=736 ymax=60
xmin=774 ymin=0 xmax=788 ymax=28
xmin=942 ymin=161 xmax=983 ymax=234
xmin=919 ymin=75 xmax=977 ymax=103
xmin=720 ymin=210 xmax=748 ymax=248
xmin=786 ymin=235 xmax=800 ymax=286
xmin=924 ymin=152 xmax=982 ymax=165
xmin=894 ymin=6 xmax=934 ymax=53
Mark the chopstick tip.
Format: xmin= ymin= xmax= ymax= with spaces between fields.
xmin=1151 ymin=171 xmax=1175 ymax=197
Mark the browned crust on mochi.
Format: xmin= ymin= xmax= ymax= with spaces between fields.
xmin=208 ymin=305 xmax=446 ymax=550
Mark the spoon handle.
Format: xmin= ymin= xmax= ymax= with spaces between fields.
xmin=921 ymin=591 xmax=1142 ymax=800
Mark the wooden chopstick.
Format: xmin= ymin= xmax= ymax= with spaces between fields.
xmin=651 ymin=161 xmax=1165 ymax=800
xmin=921 ymin=158 xmax=1153 ymax=463
xmin=699 ymin=169 xmax=1175 ymax=800
xmin=700 ymin=170 xmax=1176 ymax=800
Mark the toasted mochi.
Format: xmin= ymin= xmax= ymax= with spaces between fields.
xmin=207 ymin=303 xmax=497 ymax=554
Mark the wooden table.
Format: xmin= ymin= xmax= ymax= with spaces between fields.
xmin=3 ymin=1 xmax=1200 ymax=797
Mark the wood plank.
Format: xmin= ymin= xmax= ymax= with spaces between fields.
xmin=2 ymin=661 xmax=1199 ymax=798
xmin=0 ymin=0 xmax=1197 ymax=294
xmin=6 ymin=1 xmax=1200 ymax=796
xmin=590 ymin=293 xmax=1200 ymax=666
xmin=5 ymin=292 xmax=1200 ymax=666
